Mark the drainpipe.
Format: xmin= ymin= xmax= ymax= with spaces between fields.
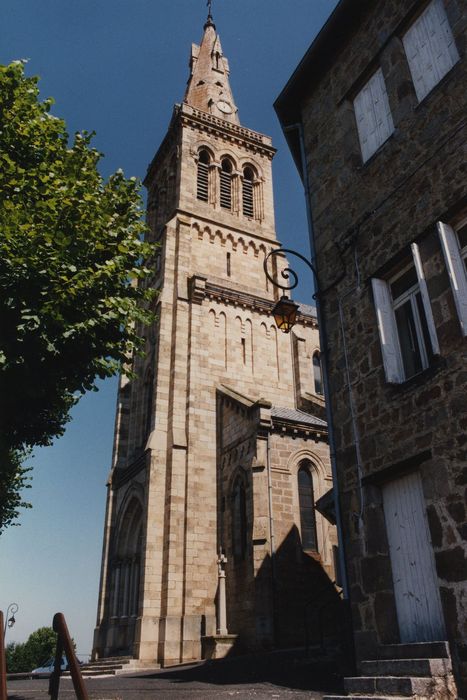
xmin=284 ymin=122 xmax=350 ymax=601
xmin=266 ymin=430 xmax=277 ymax=645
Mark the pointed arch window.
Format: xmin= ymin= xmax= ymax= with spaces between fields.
xmin=313 ymin=351 xmax=323 ymax=395
xmin=220 ymin=158 xmax=233 ymax=210
xmin=242 ymin=167 xmax=254 ymax=218
xmin=298 ymin=463 xmax=317 ymax=552
xmin=232 ymin=476 xmax=247 ymax=559
xmin=197 ymin=149 xmax=210 ymax=202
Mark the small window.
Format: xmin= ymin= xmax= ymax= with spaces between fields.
xmin=298 ymin=464 xmax=317 ymax=552
xmin=313 ymin=351 xmax=323 ymax=395
xmin=403 ymin=0 xmax=459 ymax=103
xmin=232 ymin=477 xmax=247 ymax=559
xmin=242 ymin=167 xmax=254 ymax=218
xmin=197 ymin=150 xmax=210 ymax=202
xmin=372 ymin=245 xmax=439 ymax=383
xmin=353 ymin=68 xmax=394 ymax=163
xmin=226 ymin=251 xmax=231 ymax=277
xmin=220 ymin=158 xmax=233 ymax=210
xmin=438 ymin=220 xmax=467 ymax=336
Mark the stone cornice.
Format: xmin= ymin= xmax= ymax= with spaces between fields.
xmin=189 ymin=275 xmax=318 ymax=328
xmin=179 ymin=103 xmax=277 ymax=159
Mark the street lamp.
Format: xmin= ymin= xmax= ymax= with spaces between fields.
xmin=4 ymin=603 xmax=18 ymax=637
xmin=263 ymin=248 xmax=317 ymax=333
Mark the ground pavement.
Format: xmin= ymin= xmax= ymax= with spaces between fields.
xmin=7 ymin=649 xmax=344 ymax=699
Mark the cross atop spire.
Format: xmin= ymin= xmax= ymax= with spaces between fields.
xmin=205 ymin=0 xmax=215 ymax=28
xmin=184 ymin=11 xmax=240 ymax=124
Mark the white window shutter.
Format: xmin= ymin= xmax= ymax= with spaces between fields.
xmin=354 ymin=68 xmax=394 ymax=163
xmin=438 ymin=221 xmax=467 ymax=336
xmin=403 ymin=0 xmax=458 ymax=102
xmin=411 ymin=243 xmax=440 ymax=354
xmin=371 ymin=278 xmax=404 ymax=383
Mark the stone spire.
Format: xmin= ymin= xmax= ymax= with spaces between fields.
xmin=184 ymin=15 xmax=240 ymax=124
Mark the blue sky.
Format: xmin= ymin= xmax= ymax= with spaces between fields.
xmin=1 ymin=0 xmax=338 ymax=656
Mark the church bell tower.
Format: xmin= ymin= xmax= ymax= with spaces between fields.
xmin=93 ymin=9 xmax=334 ymax=667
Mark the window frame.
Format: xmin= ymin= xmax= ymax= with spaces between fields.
xmin=297 ymin=462 xmax=318 ymax=553
xmin=372 ymin=245 xmax=439 ymax=383
xmin=390 ymin=263 xmax=431 ymax=375
xmin=312 ymin=351 xmax=323 ymax=396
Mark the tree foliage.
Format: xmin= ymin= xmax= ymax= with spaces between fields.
xmin=6 ymin=626 xmax=58 ymax=673
xmin=0 ymin=61 xmax=154 ymax=531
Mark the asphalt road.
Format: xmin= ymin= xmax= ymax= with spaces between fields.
xmin=7 ymin=651 xmax=344 ymax=699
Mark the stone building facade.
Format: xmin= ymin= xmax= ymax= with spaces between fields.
xmin=92 ymin=14 xmax=338 ymax=667
xmin=276 ymin=0 xmax=467 ymax=694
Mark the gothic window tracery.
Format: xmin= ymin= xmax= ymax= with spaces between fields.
xmin=111 ymin=498 xmax=143 ymax=618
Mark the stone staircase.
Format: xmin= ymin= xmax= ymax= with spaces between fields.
xmin=64 ymin=655 xmax=157 ymax=677
xmin=323 ymin=641 xmax=457 ymax=700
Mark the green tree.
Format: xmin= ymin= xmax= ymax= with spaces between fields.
xmin=6 ymin=626 xmax=72 ymax=673
xmin=0 ymin=61 xmax=154 ymax=532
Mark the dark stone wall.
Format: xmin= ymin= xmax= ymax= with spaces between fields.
xmin=295 ymin=0 xmax=467 ymax=690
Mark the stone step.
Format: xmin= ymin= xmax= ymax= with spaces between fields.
xmin=81 ymin=669 xmax=117 ymax=677
xmin=344 ymin=676 xmax=432 ymax=696
xmin=370 ymin=642 xmax=450 ymax=660
xmin=361 ymin=658 xmax=451 ymax=678
xmin=80 ymin=665 xmax=124 ymax=673
xmin=81 ymin=662 xmax=129 ymax=669
xmin=62 ymin=668 xmax=117 ymax=678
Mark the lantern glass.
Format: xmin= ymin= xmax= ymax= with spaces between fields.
xmin=272 ymin=297 xmax=299 ymax=333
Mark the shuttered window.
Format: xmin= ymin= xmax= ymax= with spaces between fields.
xmin=197 ymin=150 xmax=210 ymax=202
xmin=242 ymin=167 xmax=254 ymax=218
xmin=353 ymin=68 xmax=394 ymax=163
xmin=220 ymin=158 xmax=233 ymax=210
xmin=402 ymin=0 xmax=459 ymax=102
xmin=438 ymin=221 xmax=467 ymax=336
xmin=372 ymin=249 xmax=439 ymax=383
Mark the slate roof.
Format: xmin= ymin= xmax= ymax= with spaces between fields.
xmin=298 ymin=303 xmax=317 ymax=318
xmin=271 ymin=406 xmax=327 ymax=428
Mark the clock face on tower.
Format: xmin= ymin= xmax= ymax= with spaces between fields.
xmin=217 ymin=100 xmax=232 ymax=114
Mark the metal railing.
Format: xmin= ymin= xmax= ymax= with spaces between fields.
xmin=49 ymin=612 xmax=89 ymax=700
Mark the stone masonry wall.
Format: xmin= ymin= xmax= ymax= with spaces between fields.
xmin=296 ymin=0 xmax=467 ymax=689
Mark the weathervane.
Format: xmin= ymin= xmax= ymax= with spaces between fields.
xmin=207 ymin=0 xmax=213 ymax=21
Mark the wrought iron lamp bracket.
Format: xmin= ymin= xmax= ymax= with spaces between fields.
xmin=263 ymin=247 xmax=317 ymax=294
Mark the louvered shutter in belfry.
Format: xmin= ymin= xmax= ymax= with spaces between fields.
xmin=438 ymin=221 xmax=467 ymax=337
xmin=371 ymin=278 xmax=404 ymax=383
xmin=403 ymin=0 xmax=459 ymax=102
xmin=411 ymin=243 xmax=440 ymax=354
xmin=354 ymin=69 xmax=394 ymax=163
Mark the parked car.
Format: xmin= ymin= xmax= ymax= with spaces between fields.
xmin=31 ymin=657 xmax=68 ymax=678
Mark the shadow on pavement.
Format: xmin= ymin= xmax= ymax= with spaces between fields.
xmin=134 ymin=649 xmax=344 ymax=694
